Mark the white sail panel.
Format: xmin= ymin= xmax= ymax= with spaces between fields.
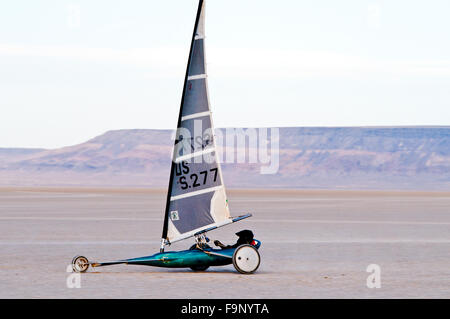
xmin=166 ymin=187 xmax=231 ymax=242
xmin=162 ymin=0 xmax=231 ymax=244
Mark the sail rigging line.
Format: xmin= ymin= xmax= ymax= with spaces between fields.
xmin=161 ymin=0 xmax=205 ymax=250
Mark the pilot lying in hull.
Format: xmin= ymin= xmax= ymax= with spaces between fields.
xmin=214 ymin=229 xmax=254 ymax=249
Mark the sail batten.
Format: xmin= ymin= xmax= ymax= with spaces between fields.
xmin=161 ymin=0 xmax=232 ymax=245
xmin=170 ymin=185 xmax=223 ymax=201
xmin=174 ymin=147 xmax=215 ymax=163
xmin=187 ymin=74 xmax=207 ymax=80
xmin=181 ymin=111 xmax=210 ymax=121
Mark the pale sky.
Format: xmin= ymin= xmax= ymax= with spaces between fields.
xmin=1 ymin=0 xmax=450 ymax=148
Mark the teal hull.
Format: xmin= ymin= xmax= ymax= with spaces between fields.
xmin=124 ymin=248 xmax=233 ymax=268
xmin=91 ymin=240 xmax=261 ymax=269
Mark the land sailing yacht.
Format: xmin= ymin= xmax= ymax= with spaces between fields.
xmin=72 ymin=0 xmax=261 ymax=274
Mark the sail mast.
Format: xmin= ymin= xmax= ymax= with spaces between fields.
xmin=161 ymin=0 xmax=205 ymax=251
xmin=159 ymin=0 xmax=249 ymax=252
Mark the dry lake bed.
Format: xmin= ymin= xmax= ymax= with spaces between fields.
xmin=0 ymin=188 xmax=449 ymax=298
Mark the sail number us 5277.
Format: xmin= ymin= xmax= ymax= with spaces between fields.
xmin=175 ymin=162 xmax=218 ymax=190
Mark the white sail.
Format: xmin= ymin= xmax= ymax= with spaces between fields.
xmin=161 ymin=0 xmax=232 ymax=244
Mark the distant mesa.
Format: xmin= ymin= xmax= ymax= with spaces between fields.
xmin=0 ymin=127 xmax=449 ymax=190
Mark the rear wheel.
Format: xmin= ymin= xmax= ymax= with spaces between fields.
xmin=72 ymin=255 xmax=89 ymax=273
xmin=232 ymin=245 xmax=260 ymax=274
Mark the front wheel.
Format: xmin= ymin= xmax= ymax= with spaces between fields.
xmin=232 ymin=245 xmax=260 ymax=274
xmin=72 ymin=255 xmax=89 ymax=273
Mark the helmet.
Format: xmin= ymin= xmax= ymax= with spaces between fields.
xmin=235 ymin=229 xmax=254 ymax=241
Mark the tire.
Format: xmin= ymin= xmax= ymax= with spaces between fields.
xmin=232 ymin=244 xmax=260 ymax=274
xmin=72 ymin=255 xmax=89 ymax=273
